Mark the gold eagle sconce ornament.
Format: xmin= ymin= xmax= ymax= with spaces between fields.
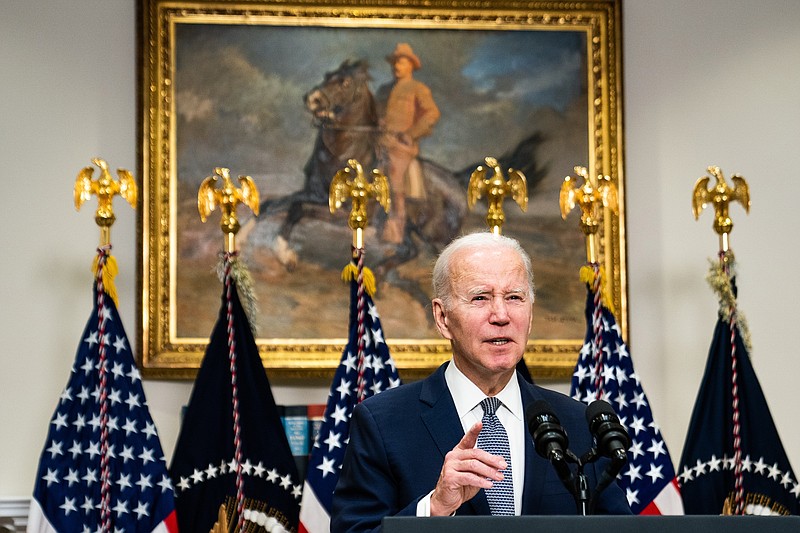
xmin=197 ymin=167 xmax=260 ymax=252
xmin=74 ymin=157 xmax=138 ymax=246
xmin=329 ymin=158 xmax=390 ymax=250
xmin=559 ymin=165 xmax=618 ymax=263
xmin=692 ymin=165 xmax=750 ymax=253
xmin=467 ymin=156 xmax=528 ymax=235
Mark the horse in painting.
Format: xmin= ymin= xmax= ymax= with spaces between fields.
xmin=243 ymin=58 xmax=546 ymax=307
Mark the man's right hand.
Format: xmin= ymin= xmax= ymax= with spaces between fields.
xmin=429 ymin=421 xmax=508 ymax=516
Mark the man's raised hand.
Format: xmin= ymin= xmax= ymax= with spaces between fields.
xmin=429 ymin=421 xmax=508 ymax=516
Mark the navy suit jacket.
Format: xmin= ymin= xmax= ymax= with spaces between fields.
xmin=331 ymin=363 xmax=631 ymax=533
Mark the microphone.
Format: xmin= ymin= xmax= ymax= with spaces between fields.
xmin=526 ymin=400 xmax=569 ymax=463
xmin=526 ymin=400 xmax=577 ymax=502
xmin=585 ymin=400 xmax=630 ymax=463
xmin=585 ymin=400 xmax=630 ymax=514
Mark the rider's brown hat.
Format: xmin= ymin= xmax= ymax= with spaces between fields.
xmin=386 ymin=43 xmax=422 ymax=70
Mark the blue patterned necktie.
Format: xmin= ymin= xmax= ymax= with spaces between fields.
xmin=476 ymin=396 xmax=514 ymax=515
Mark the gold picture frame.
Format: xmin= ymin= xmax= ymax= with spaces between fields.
xmin=137 ymin=0 xmax=625 ymax=380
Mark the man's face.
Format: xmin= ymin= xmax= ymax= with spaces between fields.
xmin=432 ymin=245 xmax=533 ymax=393
xmin=392 ymin=56 xmax=415 ymax=80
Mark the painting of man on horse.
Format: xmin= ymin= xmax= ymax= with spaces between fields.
xmin=173 ymin=24 xmax=590 ymax=342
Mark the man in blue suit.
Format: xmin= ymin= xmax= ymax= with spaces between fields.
xmin=331 ymin=232 xmax=631 ymax=533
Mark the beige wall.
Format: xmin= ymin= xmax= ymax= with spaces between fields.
xmin=2 ymin=0 xmax=799 ymax=498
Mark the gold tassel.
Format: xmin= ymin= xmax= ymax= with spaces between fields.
xmin=706 ymin=255 xmax=753 ymax=353
xmin=579 ymin=264 xmax=615 ymax=315
xmin=216 ymin=255 xmax=259 ymax=337
xmin=579 ymin=265 xmax=595 ymax=286
xmin=92 ymin=253 xmax=119 ymax=309
xmin=341 ymin=263 xmax=377 ymax=297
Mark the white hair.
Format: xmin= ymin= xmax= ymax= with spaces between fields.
xmin=432 ymin=231 xmax=535 ymax=309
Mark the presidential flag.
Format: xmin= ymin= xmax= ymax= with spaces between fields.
xmin=678 ymin=256 xmax=800 ymax=515
xmin=571 ymin=265 xmax=684 ymax=515
xmin=298 ymin=266 xmax=401 ymax=533
xmin=28 ymin=247 xmax=177 ymax=532
xmin=169 ymin=258 xmax=301 ymax=532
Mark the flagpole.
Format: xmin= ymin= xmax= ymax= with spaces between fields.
xmin=298 ymin=160 xmax=398 ymax=533
xmin=560 ymin=165 xmax=619 ymax=397
xmin=172 ymin=170 xmax=300 ymax=531
xmin=557 ymin=164 xmax=624 ymax=514
xmin=198 ymin=166 xmax=261 ymax=254
xmin=31 ymin=157 xmax=179 ymax=531
xmin=73 ymin=157 xmax=140 ymax=532
xmin=466 ymin=155 xmax=528 ymax=236
xmin=329 ymin=158 xmax=390 ymax=402
xmin=354 ymin=248 xmax=369 ymax=401
xmin=691 ymin=165 xmax=751 ymax=515
xmin=691 ymin=165 xmax=750 ymax=258
xmin=196 ymin=168 xmax=261 ymax=531
xmin=74 ymin=157 xmax=138 ymax=248
xmin=559 ymin=165 xmax=619 ymax=265
xmin=564 ymin=164 xmax=684 ymax=515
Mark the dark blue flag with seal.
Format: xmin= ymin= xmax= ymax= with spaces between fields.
xmin=169 ymin=259 xmax=301 ymax=532
xmin=678 ymin=256 xmax=800 ymax=515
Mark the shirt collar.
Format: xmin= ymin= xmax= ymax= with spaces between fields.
xmin=445 ymin=359 xmax=523 ymax=422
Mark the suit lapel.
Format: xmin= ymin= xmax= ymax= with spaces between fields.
xmin=519 ymin=376 xmax=550 ymax=514
xmin=419 ymin=363 xmax=491 ymax=515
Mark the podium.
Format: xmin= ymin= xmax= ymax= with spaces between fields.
xmin=382 ymin=515 xmax=800 ymax=533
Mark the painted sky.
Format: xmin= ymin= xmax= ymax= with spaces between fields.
xmin=174 ymin=22 xmax=587 ymax=185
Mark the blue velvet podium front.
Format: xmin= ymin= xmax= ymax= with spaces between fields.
xmin=382 ymin=515 xmax=800 ymax=532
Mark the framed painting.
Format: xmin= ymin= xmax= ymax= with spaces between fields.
xmin=137 ymin=0 xmax=626 ymax=380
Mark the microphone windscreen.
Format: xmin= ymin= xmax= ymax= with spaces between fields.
xmin=586 ymin=399 xmax=630 ymax=459
xmin=525 ymin=399 xmax=557 ymax=431
xmin=585 ymin=399 xmax=616 ymax=425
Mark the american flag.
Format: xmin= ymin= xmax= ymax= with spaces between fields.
xmin=298 ymin=268 xmax=401 ymax=533
xmin=570 ymin=265 xmax=684 ymax=515
xmin=28 ymin=248 xmax=177 ymax=532
xmin=678 ymin=256 xmax=800 ymax=515
xmin=169 ymin=258 xmax=301 ymax=532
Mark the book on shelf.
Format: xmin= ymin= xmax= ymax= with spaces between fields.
xmin=278 ymin=403 xmax=326 ymax=480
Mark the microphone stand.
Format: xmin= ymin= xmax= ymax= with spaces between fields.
xmin=541 ymin=440 xmax=628 ymax=515
xmin=574 ymin=449 xmax=596 ymax=515
xmin=549 ymin=449 xmax=590 ymax=515
xmin=529 ymin=400 xmax=629 ymax=516
xmin=580 ymin=447 xmax=628 ymax=515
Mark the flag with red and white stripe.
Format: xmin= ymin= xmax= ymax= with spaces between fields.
xmin=299 ymin=266 xmax=400 ymax=533
xmin=29 ymin=247 xmax=178 ymax=532
xmin=571 ymin=264 xmax=684 ymax=515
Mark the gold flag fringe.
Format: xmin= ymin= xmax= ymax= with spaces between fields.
xmin=216 ymin=254 xmax=259 ymax=337
xmin=210 ymin=503 xmax=230 ymax=533
xmin=211 ymin=496 xmax=294 ymax=533
xmin=92 ymin=253 xmax=119 ymax=309
xmin=579 ymin=264 xmax=615 ymax=315
xmin=706 ymin=255 xmax=753 ymax=353
xmin=341 ymin=263 xmax=377 ymax=297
